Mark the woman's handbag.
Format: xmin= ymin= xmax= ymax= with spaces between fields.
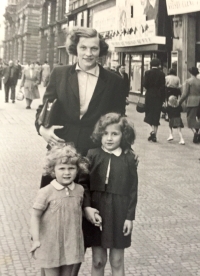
xmin=16 ymin=89 xmax=24 ymax=101
xmin=136 ymin=95 xmax=145 ymax=113
xmin=38 ymin=99 xmax=59 ymax=128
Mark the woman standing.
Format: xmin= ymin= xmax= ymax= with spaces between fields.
xmin=20 ymin=62 xmax=40 ymax=109
xmin=179 ymin=67 xmax=200 ymax=143
xmin=144 ymin=58 xmax=165 ymax=142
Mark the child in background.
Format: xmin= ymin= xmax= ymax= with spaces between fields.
xmin=30 ymin=144 xmax=89 ymax=276
xmin=84 ymin=113 xmax=138 ymax=276
xmin=163 ymin=95 xmax=185 ymax=145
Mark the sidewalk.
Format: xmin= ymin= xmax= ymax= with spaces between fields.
xmin=0 ymin=84 xmax=200 ymax=276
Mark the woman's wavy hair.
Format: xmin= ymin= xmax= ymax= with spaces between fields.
xmin=43 ymin=143 xmax=89 ymax=178
xmin=91 ymin=113 xmax=136 ymax=151
xmin=66 ymin=27 xmax=109 ymax=57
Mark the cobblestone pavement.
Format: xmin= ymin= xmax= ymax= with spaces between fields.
xmin=0 ymin=84 xmax=200 ymax=276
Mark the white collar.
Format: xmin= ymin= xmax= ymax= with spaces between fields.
xmin=75 ymin=63 xmax=99 ymax=77
xmin=102 ymin=146 xmax=122 ymax=156
xmin=51 ymin=179 xmax=75 ymax=191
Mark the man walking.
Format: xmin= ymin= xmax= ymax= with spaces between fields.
xmin=3 ymin=60 xmax=19 ymax=103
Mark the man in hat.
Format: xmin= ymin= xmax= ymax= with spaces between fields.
xmin=3 ymin=60 xmax=19 ymax=103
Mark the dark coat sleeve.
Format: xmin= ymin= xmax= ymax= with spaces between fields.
xmin=81 ymin=149 xmax=93 ymax=208
xmin=126 ymin=153 xmax=138 ymax=220
xmin=35 ymin=68 xmax=58 ymax=134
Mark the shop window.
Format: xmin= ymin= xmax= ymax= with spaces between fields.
xmin=130 ymin=55 xmax=142 ymax=93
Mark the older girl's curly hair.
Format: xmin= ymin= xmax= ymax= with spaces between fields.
xmin=43 ymin=143 xmax=89 ymax=178
xmin=91 ymin=113 xmax=136 ymax=150
xmin=66 ymin=27 xmax=109 ymax=57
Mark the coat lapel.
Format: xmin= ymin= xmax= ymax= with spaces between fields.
xmin=68 ymin=65 xmax=79 ymax=100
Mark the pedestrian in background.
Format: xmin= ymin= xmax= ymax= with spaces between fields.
xmin=143 ymin=58 xmax=165 ymax=142
xmin=85 ymin=112 xmax=138 ymax=276
xmin=35 ymin=61 xmax=42 ymax=84
xmin=116 ymin=64 xmax=130 ymax=113
xmin=30 ymin=144 xmax=89 ymax=276
xmin=164 ymin=68 xmax=181 ymax=121
xmin=165 ymin=68 xmax=181 ymax=100
xmin=15 ymin=60 xmax=22 ymax=79
xmin=179 ymin=67 xmax=200 ymax=143
xmin=0 ymin=63 xmax=3 ymax=90
xmin=41 ymin=61 xmax=50 ymax=87
xmin=162 ymin=95 xmax=185 ymax=145
xmin=3 ymin=60 xmax=19 ymax=103
xmin=20 ymin=61 xmax=40 ymax=109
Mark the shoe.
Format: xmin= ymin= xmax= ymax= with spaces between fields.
xmin=179 ymin=140 xmax=185 ymax=145
xmin=193 ymin=133 xmax=198 ymax=143
xmin=197 ymin=133 xmax=200 ymax=143
xmin=26 ymin=106 xmax=31 ymax=109
xmin=151 ymin=133 xmax=157 ymax=142
xmin=161 ymin=113 xmax=165 ymax=119
xmin=12 ymin=100 xmax=15 ymax=103
xmin=5 ymin=100 xmax=8 ymax=103
xmin=167 ymin=136 xmax=173 ymax=141
xmin=148 ymin=131 xmax=154 ymax=141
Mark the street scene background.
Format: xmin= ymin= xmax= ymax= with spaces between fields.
xmin=0 ymin=83 xmax=200 ymax=275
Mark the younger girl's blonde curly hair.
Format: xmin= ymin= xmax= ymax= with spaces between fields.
xmin=43 ymin=143 xmax=89 ymax=178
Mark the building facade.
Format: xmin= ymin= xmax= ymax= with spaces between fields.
xmin=3 ymin=0 xmax=41 ymax=64
xmin=4 ymin=0 xmax=200 ymax=90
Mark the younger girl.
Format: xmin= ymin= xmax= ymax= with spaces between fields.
xmin=84 ymin=113 xmax=138 ymax=276
xmin=30 ymin=144 xmax=89 ymax=276
xmin=162 ymin=95 xmax=185 ymax=145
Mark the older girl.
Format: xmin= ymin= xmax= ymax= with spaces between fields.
xmin=84 ymin=113 xmax=138 ymax=276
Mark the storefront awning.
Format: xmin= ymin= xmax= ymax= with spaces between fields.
xmin=166 ymin=0 xmax=200 ymax=15
xmin=115 ymin=44 xmax=166 ymax=53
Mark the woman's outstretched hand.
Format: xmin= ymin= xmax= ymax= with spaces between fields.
xmin=123 ymin=220 xmax=133 ymax=236
xmin=39 ymin=125 xmax=65 ymax=146
xmin=30 ymin=241 xmax=41 ymax=259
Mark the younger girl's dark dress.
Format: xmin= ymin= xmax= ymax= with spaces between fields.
xmin=163 ymin=105 xmax=184 ymax=128
xmin=84 ymin=147 xmax=138 ymax=249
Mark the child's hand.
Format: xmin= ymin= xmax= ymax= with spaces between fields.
xmin=30 ymin=241 xmax=41 ymax=259
xmin=123 ymin=220 xmax=133 ymax=236
xmin=84 ymin=207 xmax=100 ymax=225
xmin=94 ymin=213 xmax=102 ymax=231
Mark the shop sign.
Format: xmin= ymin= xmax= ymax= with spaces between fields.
xmin=93 ymin=7 xmax=116 ymax=33
xmin=166 ymin=0 xmax=200 ymax=15
xmin=110 ymin=35 xmax=165 ymax=47
xmin=116 ymin=0 xmax=159 ymax=30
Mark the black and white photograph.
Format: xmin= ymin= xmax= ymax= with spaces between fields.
xmin=1 ymin=0 xmax=200 ymax=275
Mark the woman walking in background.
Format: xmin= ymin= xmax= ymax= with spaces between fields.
xmin=179 ymin=67 xmax=200 ymax=143
xmin=164 ymin=68 xmax=181 ymax=121
xmin=144 ymin=58 xmax=165 ymax=142
xmin=20 ymin=62 xmax=40 ymax=109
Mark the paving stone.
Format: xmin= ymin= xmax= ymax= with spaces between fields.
xmin=0 ymin=84 xmax=200 ymax=275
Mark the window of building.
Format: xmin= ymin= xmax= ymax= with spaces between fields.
xmin=47 ymin=2 xmax=51 ymax=24
xmin=196 ymin=11 xmax=200 ymax=68
xmin=65 ymin=0 xmax=69 ymax=13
